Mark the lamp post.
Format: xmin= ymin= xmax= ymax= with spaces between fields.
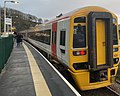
xmin=4 ymin=0 xmax=19 ymax=35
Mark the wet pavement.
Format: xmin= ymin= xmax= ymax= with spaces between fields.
xmin=0 ymin=45 xmax=36 ymax=96
xmin=0 ymin=43 xmax=78 ymax=96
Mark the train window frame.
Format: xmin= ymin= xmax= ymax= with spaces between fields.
xmin=30 ymin=29 xmax=51 ymax=45
xmin=60 ymin=29 xmax=66 ymax=46
xmin=43 ymin=29 xmax=51 ymax=45
xmin=74 ymin=17 xmax=86 ymax=23
xmin=73 ymin=24 xmax=86 ymax=48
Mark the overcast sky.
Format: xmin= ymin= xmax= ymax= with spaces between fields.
xmin=0 ymin=0 xmax=120 ymax=23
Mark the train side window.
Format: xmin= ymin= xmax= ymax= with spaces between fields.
xmin=35 ymin=32 xmax=41 ymax=41
xmin=45 ymin=30 xmax=51 ymax=45
xmin=74 ymin=17 xmax=86 ymax=23
xmin=40 ymin=31 xmax=44 ymax=42
xmin=73 ymin=24 xmax=86 ymax=48
xmin=60 ymin=30 xmax=66 ymax=46
xmin=42 ymin=29 xmax=51 ymax=45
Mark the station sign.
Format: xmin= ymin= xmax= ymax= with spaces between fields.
xmin=5 ymin=18 xmax=12 ymax=25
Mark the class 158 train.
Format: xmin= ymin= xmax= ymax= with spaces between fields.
xmin=21 ymin=6 xmax=120 ymax=90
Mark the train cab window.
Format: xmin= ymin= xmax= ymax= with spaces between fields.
xmin=113 ymin=24 xmax=118 ymax=45
xmin=60 ymin=30 xmax=66 ymax=46
xmin=74 ymin=17 xmax=86 ymax=23
xmin=73 ymin=24 xmax=86 ymax=48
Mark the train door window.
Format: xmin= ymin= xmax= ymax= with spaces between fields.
xmin=52 ymin=32 xmax=56 ymax=44
xmin=113 ymin=24 xmax=118 ymax=45
xmin=73 ymin=24 xmax=86 ymax=48
xmin=74 ymin=17 xmax=86 ymax=23
xmin=60 ymin=30 xmax=66 ymax=46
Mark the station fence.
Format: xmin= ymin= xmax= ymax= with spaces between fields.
xmin=0 ymin=35 xmax=13 ymax=73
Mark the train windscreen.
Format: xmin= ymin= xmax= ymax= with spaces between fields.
xmin=73 ymin=24 xmax=86 ymax=48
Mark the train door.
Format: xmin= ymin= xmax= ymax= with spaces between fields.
xmin=96 ymin=20 xmax=106 ymax=65
xmin=52 ymin=22 xmax=57 ymax=58
xmin=88 ymin=12 xmax=113 ymax=71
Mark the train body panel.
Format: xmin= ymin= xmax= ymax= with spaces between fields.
xmin=28 ymin=38 xmax=51 ymax=55
xmin=52 ymin=22 xmax=57 ymax=58
xmin=56 ymin=18 xmax=70 ymax=66
xmin=21 ymin=6 xmax=120 ymax=90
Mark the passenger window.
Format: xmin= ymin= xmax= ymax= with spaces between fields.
xmin=33 ymin=29 xmax=51 ymax=45
xmin=73 ymin=24 xmax=86 ymax=48
xmin=74 ymin=17 xmax=86 ymax=23
xmin=60 ymin=30 xmax=66 ymax=46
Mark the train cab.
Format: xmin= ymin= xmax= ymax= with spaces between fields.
xmin=68 ymin=6 xmax=119 ymax=90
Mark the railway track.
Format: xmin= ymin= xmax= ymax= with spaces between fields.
xmin=79 ymin=87 xmax=119 ymax=96
xmin=106 ymin=80 xmax=120 ymax=96
xmin=107 ymin=86 xmax=120 ymax=96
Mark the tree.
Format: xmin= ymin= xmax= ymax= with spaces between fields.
xmin=0 ymin=7 xmax=42 ymax=32
xmin=38 ymin=18 xmax=43 ymax=23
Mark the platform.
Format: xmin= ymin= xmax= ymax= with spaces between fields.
xmin=0 ymin=42 xmax=80 ymax=96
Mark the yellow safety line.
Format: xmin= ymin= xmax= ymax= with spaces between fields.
xmin=23 ymin=43 xmax=52 ymax=96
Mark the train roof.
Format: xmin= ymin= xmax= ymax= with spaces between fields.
xmin=21 ymin=6 xmax=117 ymax=33
xmin=45 ymin=6 xmax=116 ymax=24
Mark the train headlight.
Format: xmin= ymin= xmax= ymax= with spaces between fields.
xmin=76 ymin=51 xmax=80 ymax=55
xmin=73 ymin=50 xmax=86 ymax=56
xmin=113 ymin=48 xmax=118 ymax=52
xmin=113 ymin=58 xmax=119 ymax=64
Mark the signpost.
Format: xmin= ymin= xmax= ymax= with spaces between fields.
xmin=5 ymin=18 xmax=12 ymax=25
xmin=5 ymin=17 xmax=12 ymax=34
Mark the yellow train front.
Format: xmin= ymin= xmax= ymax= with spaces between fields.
xmin=22 ymin=6 xmax=120 ymax=90
xmin=68 ymin=6 xmax=119 ymax=90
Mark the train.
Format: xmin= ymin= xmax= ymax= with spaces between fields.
xmin=21 ymin=6 xmax=120 ymax=90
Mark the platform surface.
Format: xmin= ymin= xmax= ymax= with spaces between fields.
xmin=0 ymin=42 xmax=79 ymax=96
